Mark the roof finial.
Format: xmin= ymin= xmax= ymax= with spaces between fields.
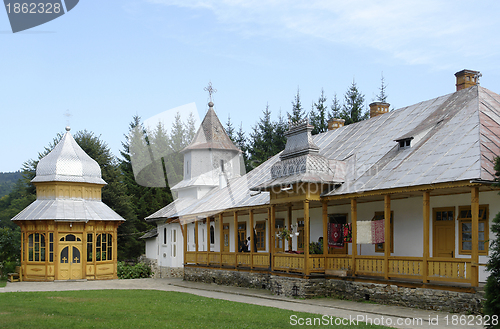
xmin=64 ymin=110 xmax=72 ymax=132
xmin=204 ymin=81 xmax=217 ymax=108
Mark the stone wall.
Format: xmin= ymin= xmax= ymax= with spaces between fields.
xmin=184 ymin=267 xmax=484 ymax=314
xmin=139 ymin=257 xmax=184 ymax=279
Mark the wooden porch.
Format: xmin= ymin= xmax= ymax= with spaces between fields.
xmin=181 ymin=182 xmax=491 ymax=290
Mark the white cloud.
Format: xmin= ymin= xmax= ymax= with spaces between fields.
xmin=145 ymin=0 xmax=500 ymax=67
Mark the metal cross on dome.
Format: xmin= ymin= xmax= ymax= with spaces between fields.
xmin=204 ymin=81 xmax=217 ymax=103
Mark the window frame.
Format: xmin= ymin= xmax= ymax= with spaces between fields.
xmin=255 ymin=221 xmax=266 ymax=251
xmin=458 ymin=205 xmax=489 ymax=256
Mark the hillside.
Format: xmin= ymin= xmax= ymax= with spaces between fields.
xmin=0 ymin=171 xmax=22 ymax=198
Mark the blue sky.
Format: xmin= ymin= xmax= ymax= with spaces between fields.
xmin=2 ymin=0 xmax=500 ymax=172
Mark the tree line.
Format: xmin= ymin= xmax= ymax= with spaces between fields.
xmin=0 ymin=77 xmax=381 ymax=262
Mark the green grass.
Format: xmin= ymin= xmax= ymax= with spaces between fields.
xmin=0 ymin=279 xmax=6 ymax=288
xmin=0 ymin=290 xmax=388 ymax=328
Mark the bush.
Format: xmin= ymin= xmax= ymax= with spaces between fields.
xmin=117 ymin=261 xmax=152 ymax=279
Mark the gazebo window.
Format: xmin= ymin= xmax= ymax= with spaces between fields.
xmin=49 ymin=233 xmax=54 ymax=262
xmin=87 ymin=233 xmax=93 ymax=262
xmin=96 ymin=233 xmax=113 ymax=261
xmin=28 ymin=233 xmax=46 ymax=262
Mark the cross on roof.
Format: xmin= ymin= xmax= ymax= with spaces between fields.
xmin=204 ymin=81 xmax=217 ymax=103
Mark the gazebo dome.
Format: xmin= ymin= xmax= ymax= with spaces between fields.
xmin=31 ymin=127 xmax=106 ymax=185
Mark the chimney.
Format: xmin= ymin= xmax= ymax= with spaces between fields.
xmin=455 ymin=69 xmax=480 ymax=91
xmin=327 ymin=118 xmax=345 ymax=131
xmin=369 ymin=102 xmax=390 ymax=118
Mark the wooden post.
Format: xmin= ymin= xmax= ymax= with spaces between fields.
xmin=351 ymin=198 xmax=357 ymax=276
xmin=234 ymin=211 xmax=238 ymax=267
xmin=270 ymin=205 xmax=275 ymax=272
xmin=304 ymin=200 xmax=310 ymax=276
xmin=287 ymin=204 xmax=292 ymax=251
xmin=384 ymin=194 xmax=391 ymax=280
xmin=423 ymin=191 xmax=430 ymax=283
xmin=322 ymin=201 xmax=328 ymax=258
xmin=195 ymin=221 xmax=199 ymax=264
xmin=207 ymin=218 xmax=211 ymax=265
xmin=183 ymin=224 xmax=187 ymax=265
xmin=471 ymin=187 xmax=479 ymax=287
xmin=219 ymin=213 xmax=224 ymax=255
xmin=249 ymin=209 xmax=254 ymax=269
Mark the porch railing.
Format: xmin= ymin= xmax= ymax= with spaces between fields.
xmin=185 ymin=251 xmax=472 ymax=285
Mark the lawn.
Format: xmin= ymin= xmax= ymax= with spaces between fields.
xmin=0 ymin=290 xmax=387 ymax=328
xmin=0 ymin=279 xmax=6 ymax=287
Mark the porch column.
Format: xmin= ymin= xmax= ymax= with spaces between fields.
xmin=206 ymin=218 xmax=211 ymax=265
xmin=183 ymin=224 xmax=187 ymax=265
xmin=270 ymin=205 xmax=276 ymax=271
xmin=287 ymin=204 xmax=292 ymax=251
xmin=384 ymin=194 xmax=391 ymax=280
xmin=234 ymin=211 xmax=238 ymax=255
xmin=423 ymin=191 xmax=430 ymax=283
xmin=249 ymin=209 xmax=254 ymax=269
xmin=304 ymin=200 xmax=310 ymax=276
xmin=195 ymin=221 xmax=199 ymax=264
xmin=351 ymin=198 xmax=357 ymax=276
xmin=322 ymin=200 xmax=328 ymax=257
xmin=471 ymin=187 xmax=479 ymax=287
xmin=219 ymin=213 xmax=224 ymax=254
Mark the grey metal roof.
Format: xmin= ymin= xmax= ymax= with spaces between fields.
xmin=182 ymin=105 xmax=241 ymax=153
xmin=140 ymin=228 xmax=158 ymax=239
xmin=148 ymin=85 xmax=500 ymax=222
xmin=11 ymin=199 xmax=124 ymax=222
xmin=145 ymin=197 xmax=196 ymax=221
xmin=32 ymin=127 xmax=106 ymax=185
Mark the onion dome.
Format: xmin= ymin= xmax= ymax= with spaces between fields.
xmin=31 ymin=127 xmax=106 ymax=185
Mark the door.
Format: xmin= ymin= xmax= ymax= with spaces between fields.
xmin=433 ymin=208 xmax=455 ymax=258
xmin=58 ymin=233 xmax=83 ymax=280
xmin=238 ymin=222 xmax=247 ymax=252
xmin=59 ymin=245 xmax=82 ymax=280
xmin=329 ymin=214 xmax=348 ymax=254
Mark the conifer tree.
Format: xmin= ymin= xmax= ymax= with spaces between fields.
xmin=329 ymin=93 xmax=342 ymax=120
xmin=310 ymin=89 xmax=328 ymax=134
xmin=341 ymin=79 xmax=368 ymax=125
xmin=225 ymin=115 xmax=235 ymax=141
xmin=288 ymin=87 xmax=305 ymax=123
xmin=377 ymin=72 xmax=388 ymax=103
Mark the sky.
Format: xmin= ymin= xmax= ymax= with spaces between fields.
xmin=2 ymin=0 xmax=500 ymax=172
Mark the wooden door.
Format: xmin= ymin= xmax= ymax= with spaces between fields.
xmin=59 ymin=245 xmax=82 ymax=280
xmin=433 ymin=208 xmax=455 ymax=258
xmin=238 ymin=222 xmax=247 ymax=251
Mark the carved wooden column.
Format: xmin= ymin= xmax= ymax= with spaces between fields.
xmin=384 ymin=194 xmax=391 ymax=280
xmin=351 ymin=198 xmax=357 ymax=276
xmin=471 ymin=187 xmax=479 ymax=287
xmin=423 ymin=191 xmax=430 ymax=283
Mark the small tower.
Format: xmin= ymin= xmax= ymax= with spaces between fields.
xmin=171 ymin=84 xmax=242 ymax=199
xmin=12 ymin=127 xmax=124 ymax=281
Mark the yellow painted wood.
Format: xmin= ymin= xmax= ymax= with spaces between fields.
xmin=384 ymin=195 xmax=391 ymax=280
xmin=322 ymin=201 xmax=328 ymax=257
xmin=471 ymin=187 xmax=479 ymax=287
xmin=351 ymin=198 xmax=357 ymax=275
xmin=304 ymin=200 xmax=310 ymax=276
xmin=249 ymin=209 xmax=254 ymax=268
xmin=423 ymin=191 xmax=430 ymax=283
xmin=207 ymin=218 xmax=211 ymax=253
xmin=233 ymin=211 xmax=238 ymax=254
xmin=219 ymin=213 xmax=224 ymax=255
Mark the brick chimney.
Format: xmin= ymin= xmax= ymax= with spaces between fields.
xmin=369 ymin=102 xmax=390 ymax=118
xmin=327 ymin=118 xmax=345 ymax=131
xmin=455 ymin=69 xmax=480 ymax=91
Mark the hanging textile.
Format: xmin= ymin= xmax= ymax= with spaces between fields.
xmin=327 ymin=223 xmax=344 ymax=248
xmin=357 ymin=221 xmax=372 ymax=244
xmin=371 ymin=219 xmax=385 ymax=244
xmin=343 ymin=223 xmax=352 ymax=243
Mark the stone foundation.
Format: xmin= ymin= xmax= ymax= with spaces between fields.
xmin=184 ymin=267 xmax=484 ymax=314
xmin=139 ymin=257 xmax=184 ymax=279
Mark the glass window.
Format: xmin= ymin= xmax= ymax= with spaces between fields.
xmin=255 ymin=221 xmax=266 ymax=251
xmin=87 ymin=233 xmax=93 ymax=262
xmin=459 ymin=205 xmax=488 ymax=255
xmin=28 ymin=233 xmax=46 ymax=262
xmin=95 ymin=233 xmax=113 ymax=261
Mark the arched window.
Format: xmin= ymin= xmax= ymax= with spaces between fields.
xmin=95 ymin=233 xmax=113 ymax=261
xmin=28 ymin=233 xmax=46 ymax=262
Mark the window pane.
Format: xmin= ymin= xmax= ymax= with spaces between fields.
xmin=61 ymin=247 xmax=69 ymax=263
xmin=447 ymin=211 xmax=454 ymax=220
xmin=462 ymin=241 xmax=472 ymax=250
xmin=436 ymin=212 xmax=442 ymax=221
xmin=462 ymin=222 xmax=471 ymax=231
xmin=72 ymin=247 xmax=80 ymax=263
xmin=463 ymin=232 xmax=472 ymax=241
xmin=479 ymin=222 xmax=485 ymax=231
xmin=460 ymin=210 xmax=468 ymax=218
xmin=479 ymin=232 xmax=485 ymax=241
xmin=65 ymin=234 xmax=76 ymax=242
xmin=479 ymin=242 xmax=485 ymax=251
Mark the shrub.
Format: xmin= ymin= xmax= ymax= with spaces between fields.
xmin=117 ymin=261 xmax=152 ymax=279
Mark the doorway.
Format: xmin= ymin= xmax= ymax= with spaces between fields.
xmin=58 ymin=233 xmax=83 ymax=280
xmin=433 ymin=208 xmax=455 ymax=258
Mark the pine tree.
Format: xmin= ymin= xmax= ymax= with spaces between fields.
xmin=484 ymin=156 xmax=500 ymax=326
xmin=225 ymin=115 xmax=235 ymax=142
xmin=377 ymin=72 xmax=388 ymax=103
xmin=288 ymin=87 xmax=305 ymax=123
xmin=329 ymin=93 xmax=342 ymax=120
xmin=341 ymin=80 xmax=368 ymax=125
xmin=310 ymin=89 xmax=328 ymax=134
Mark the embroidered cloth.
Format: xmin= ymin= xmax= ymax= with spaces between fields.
xmin=328 ymin=223 xmax=344 ymax=248
xmin=371 ymin=219 xmax=385 ymax=244
xmin=343 ymin=223 xmax=352 ymax=243
xmin=356 ymin=221 xmax=372 ymax=244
